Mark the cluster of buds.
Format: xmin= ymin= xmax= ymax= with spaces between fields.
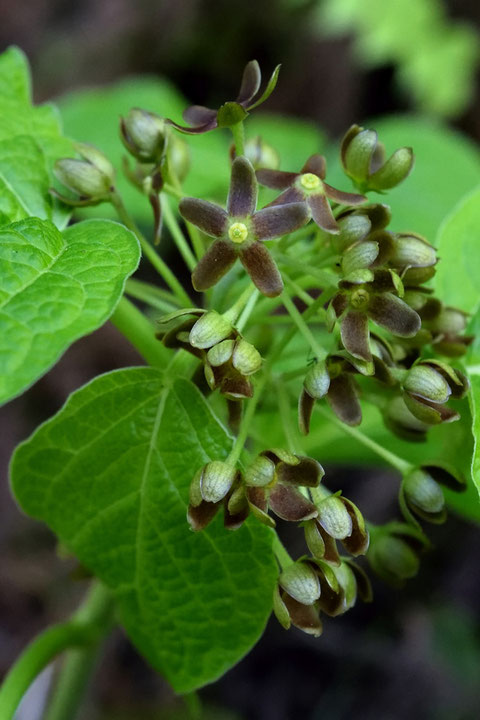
xmin=274 ymin=556 xmax=372 ymax=636
xmin=157 ymin=309 xmax=262 ymax=404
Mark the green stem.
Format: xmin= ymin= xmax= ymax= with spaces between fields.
xmin=272 ymin=534 xmax=293 ymax=569
xmin=227 ymin=295 xmax=327 ymax=465
xmin=111 ymin=297 xmax=171 ymax=367
xmin=275 ymin=253 xmax=337 ymax=287
xmin=162 ymin=196 xmax=197 ymax=271
xmin=110 ymin=191 xmax=192 ymax=307
xmin=315 ymin=405 xmax=412 ymax=474
xmin=283 ymin=274 xmax=314 ymax=307
xmin=276 ymin=379 xmax=302 ymax=455
xmin=223 ymin=284 xmax=257 ymax=324
xmin=44 ymin=584 xmax=114 ymax=720
xmin=0 ymin=583 xmax=113 ymax=720
xmin=282 ymin=291 xmax=326 ymax=361
xmin=231 ymin=121 xmax=245 ymax=156
xmin=237 ymin=288 xmax=259 ymax=332
xmin=125 ymin=278 xmax=179 ymax=313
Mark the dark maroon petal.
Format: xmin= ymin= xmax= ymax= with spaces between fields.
xmin=341 ymin=498 xmax=369 ymax=556
xmin=327 ymin=375 xmax=362 ymax=426
xmin=368 ymin=293 xmax=421 ymax=337
xmin=298 ymin=389 xmax=315 ymax=435
xmin=307 ymin=194 xmax=339 ymax=234
xmin=187 ymin=500 xmax=220 ymax=531
xmin=252 ymin=202 xmax=309 ymax=239
xmin=179 ymin=198 xmax=228 ymax=237
xmin=341 ymin=311 xmax=372 ymax=362
xmin=301 ymin=154 xmax=326 ymax=179
xmin=227 ymin=156 xmax=257 ymax=217
xmin=192 ymin=240 xmax=237 ymax=292
xmin=166 ymin=118 xmax=218 ymax=135
xmin=276 ymin=456 xmax=324 ymax=487
xmin=220 ymin=375 xmax=254 ymax=399
xmin=239 ymin=242 xmax=283 ymax=297
xmin=256 ymin=169 xmax=299 ymax=190
xmin=323 ymin=183 xmax=367 ymax=206
xmin=246 ymin=486 xmax=268 ymax=513
xmin=236 ymin=60 xmax=262 ymax=105
xmin=281 ymin=592 xmax=323 ymax=636
xmin=317 ymin=524 xmax=341 ymax=565
xmin=332 ymin=292 xmax=348 ymax=318
xmin=182 ymin=105 xmax=217 ymax=126
xmin=266 ymin=187 xmax=304 ymax=207
xmin=269 ymin=484 xmax=318 ymax=522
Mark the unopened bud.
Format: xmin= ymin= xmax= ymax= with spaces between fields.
xmin=189 ymin=311 xmax=233 ymax=349
xmin=279 ymin=561 xmax=321 ymax=605
xmin=232 ymin=338 xmax=262 ymax=375
xmin=207 ymin=339 xmax=235 ymax=367
xmin=316 ymin=496 xmax=353 ymax=540
xmin=391 ymin=233 xmax=437 ymax=269
xmin=368 ymin=147 xmax=414 ymax=191
xmin=54 ymin=143 xmax=115 ymax=202
xmin=403 ymin=469 xmax=445 ymax=516
xmin=404 ymin=364 xmax=451 ymax=404
xmin=200 ymin=461 xmax=237 ymax=503
xmin=342 ymin=240 xmax=379 ymax=275
xmin=120 ymin=108 xmax=167 ymax=163
xmin=245 ymin=455 xmax=275 ymax=487
xmin=370 ymin=534 xmax=420 ymax=583
xmin=168 ymin=133 xmax=190 ymax=181
xmin=304 ymin=361 xmax=330 ymax=399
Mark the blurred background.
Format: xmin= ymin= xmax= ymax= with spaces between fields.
xmin=1 ymin=1 xmax=480 ymax=718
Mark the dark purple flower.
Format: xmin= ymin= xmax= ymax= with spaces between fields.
xmin=167 ymin=60 xmax=280 ymax=134
xmin=256 ymin=154 xmax=366 ymax=234
xmin=180 ymin=156 xmax=309 ymax=297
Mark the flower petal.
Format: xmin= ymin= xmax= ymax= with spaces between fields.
xmin=227 ymin=156 xmax=258 ymax=217
xmin=256 ymin=169 xmax=299 ymax=189
xmin=182 ymin=105 xmax=217 ymax=126
xmin=307 ymin=194 xmax=339 ymax=234
xmin=301 ymin=154 xmax=326 ymax=179
xmin=341 ymin=310 xmax=372 ymax=362
xmin=187 ymin=500 xmax=220 ymax=531
xmin=281 ymin=592 xmax=323 ymax=636
xmin=368 ymin=293 xmax=421 ymax=337
xmin=252 ymin=202 xmax=309 ymax=239
xmin=298 ymin=388 xmax=315 ymax=435
xmin=327 ymin=375 xmax=362 ymax=426
xmin=240 ymin=242 xmax=283 ymax=297
xmin=236 ymin=60 xmax=262 ymax=105
xmin=269 ymin=484 xmax=318 ymax=522
xmin=179 ymin=198 xmax=228 ymax=237
xmin=323 ymin=183 xmax=367 ymax=206
xmin=166 ymin=118 xmax=217 ymax=135
xmin=191 ymin=240 xmax=237 ymax=292
xmin=265 ymin=187 xmax=304 ymax=207
xmin=276 ymin=456 xmax=324 ymax=487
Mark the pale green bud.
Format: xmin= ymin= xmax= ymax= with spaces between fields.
xmin=232 ymin=338 xmax=262 ymax=375
xmin=189 ymin=311 xmax=233 ymax=349
xmin=279 ymin=561 xmax=321 ymax=605
xmin=200 ymin=461 xmax=237 ymax=504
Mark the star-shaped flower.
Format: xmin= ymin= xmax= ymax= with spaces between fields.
xmin=167 ymin=60 xmax=280 ymax=134
xmin=256 ymin=154 xmax=366 ymax=234
xmin=179 ymin=156 xmax=309 ymax=297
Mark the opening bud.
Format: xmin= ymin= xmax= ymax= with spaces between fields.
xmin=53 ymin=143 xmax=115 ymax=204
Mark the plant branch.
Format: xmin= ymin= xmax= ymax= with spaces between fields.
xmin=111 ymin=297 xmax=171 ymax=367
xmin=162 ymin=195 xmax=197 ymax=271
xmin=0 ymin=583 xmax=113 ymax=720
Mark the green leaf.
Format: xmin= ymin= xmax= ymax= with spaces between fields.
xmin=435 ymin=186 xmax=480 ymax=314
xmin=326 ymin=116 xmax=480 ymax=242
xmin=0 ymin=218 xmax=140 ymax=405
xmin=0 ymin=46 xmax=74 ymax=228
xmin=10 ymin=370 xmax=277 ymax=692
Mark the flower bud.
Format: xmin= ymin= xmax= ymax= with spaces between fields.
xmin=120 ymin=108 xmax=167 ymax=163
xmin=207 ymin=339 xmax=235 ymax=367
xmin=368 ymin=147 xmax=414 ymax=191
xmin=316 ymin=496 xmax=353 ymax=540
xmin=391 ymin=233 xmax=437 ymax=269
xmin=54 ymin=143 xmax=115 ymax=204
xmin=189 ymin=311 xmax=233 ymax=349
xmin=404 ymin=364 xmax=451 ymax=404
xmin=168 ymin=133 xmax=190 ymax=182
xmin=342 ymin=240 xmax=379 ymax=275
xmin=369 ymin=534 xmax=420 ymax=586
xmin=199 ymin=461 xmax=237 ymax=503
xmin=304 ymin=361 xmax=330 ymax=400
xmin=279 ymin=561 xmax=321 ymax=605
xmin=245 ymin=455 xmax=276 ymax=487
xmin=384 ymin=396 xmax=430 ymax=441
xmin=402 ymin=469 xmax=445 ymax=522
xmin=232 ymin=338 xmax=262 ymax=375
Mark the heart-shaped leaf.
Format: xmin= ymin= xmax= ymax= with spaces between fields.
xmin=11 ymin=370 xmax=277 ymax=692
xmin=0 ymin=218 xmax=140 ymax=405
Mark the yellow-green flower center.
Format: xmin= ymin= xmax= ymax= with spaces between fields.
xmin=300 ymin=173 xmax=321 ymax=191
xmin=228 ymin=222 xmax=249 ymax=244
xmin=351 ymin=288 xmax=370 ymax=309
